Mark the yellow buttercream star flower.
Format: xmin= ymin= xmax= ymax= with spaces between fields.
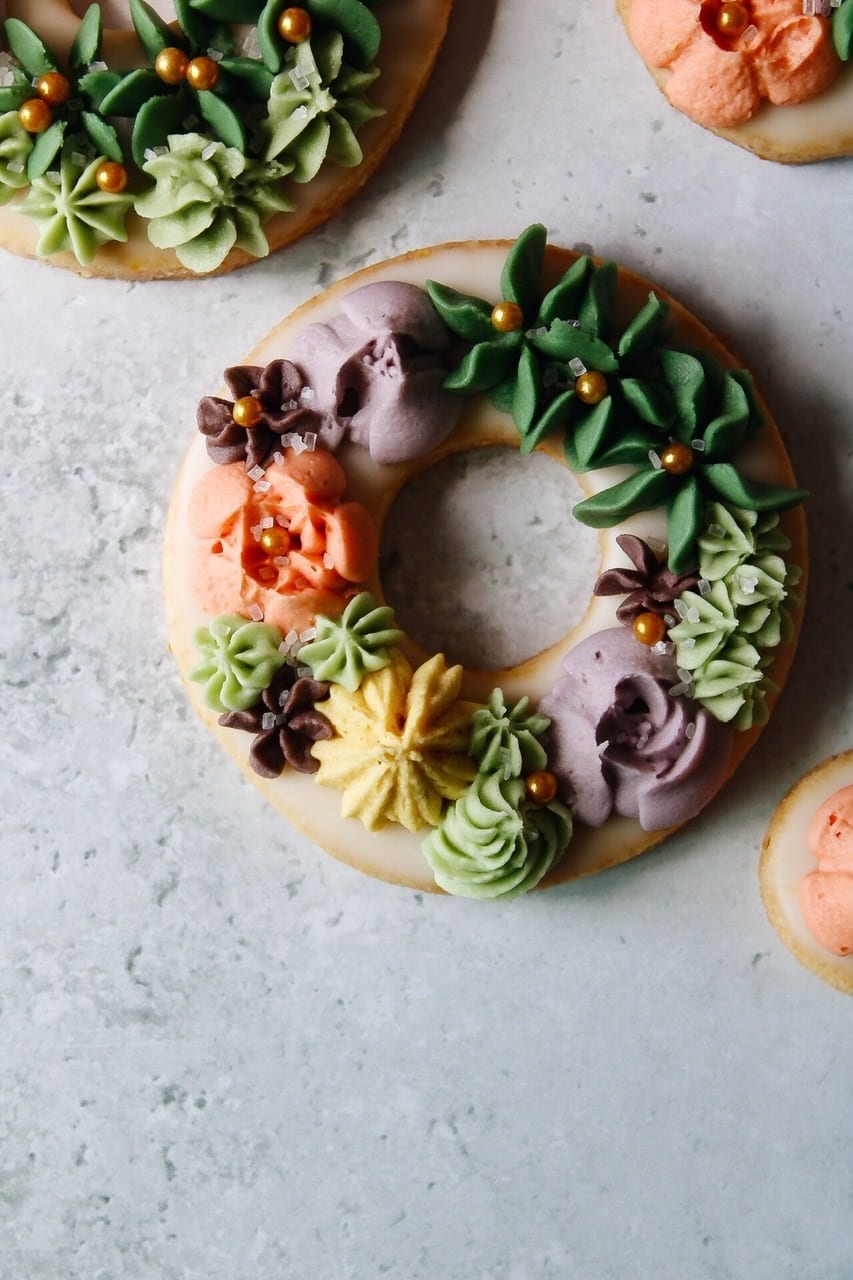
xmin=311 ymin=651 xmax=481 ymax=831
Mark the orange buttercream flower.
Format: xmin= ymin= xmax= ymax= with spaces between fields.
xmin=188 ymin=447 xmax=378 ymax=635
xmin=629 ymin=0 xmax=839 ymax=129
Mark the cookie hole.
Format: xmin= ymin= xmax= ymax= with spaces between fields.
xmin=379 ymin=446 xmax=600 ymax=671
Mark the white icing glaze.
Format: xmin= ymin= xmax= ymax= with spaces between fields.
xmin=164 ymin=241 xmax=807 ymax=891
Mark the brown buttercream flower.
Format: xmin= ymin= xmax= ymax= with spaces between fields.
xmin=594 ymin=534 xmax=700 ymax=626
xmin=219 ymin=666 xmax=332 ymax=778
xmin=197 ymin=359 xmax=321 ymax=471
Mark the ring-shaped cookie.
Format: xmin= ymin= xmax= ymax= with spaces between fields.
xmin=0 ymin=0 xmax=454 ymax=277
xmin=616 ymin=0 xmax=853 ymax=163
xmin=165 ymin=236 xmax=807 ymax=893
xmin=761 ymin=751 xmax=853 ymax=994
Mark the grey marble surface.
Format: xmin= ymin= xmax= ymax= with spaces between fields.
xmin=2 ymin=2 xmax=852 ymax=1277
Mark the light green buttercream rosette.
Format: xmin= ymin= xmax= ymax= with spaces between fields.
xmin=670 ymin=503 xmax=801 ymax=729
xmin=260 ymin=32 xmax=383 ymax=180
xmin=297 ymin=592 xmax=402 ymax=693
xmin=469 ymin=690 xmax=550 ymax=779
xmin=0 ymin=111 xmax=32 ymax=205
xmin=135 ymin=133 xmax=293 ymax=273
xmin=190 ymin=613 xmax=286 ymax=713
xmin=21 ymin=146 xmax=133 ymax=265
xmin=423 ymin=771 xmax=572 ymax=900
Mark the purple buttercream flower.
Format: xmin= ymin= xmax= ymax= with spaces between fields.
xmin=288 ymin=281 xmax=463 ymax=464
xmin=539 ymin=627 xmax=732 ymax=831
xmin=197 ymin=359 xmax=322 ymax=471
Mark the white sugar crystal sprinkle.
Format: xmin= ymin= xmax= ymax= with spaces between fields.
xmin=669 ymin=683 xmax=689 ymax=699
xmin=299 ymin=387 xmax=315 ymax=402
xmin=247 ymin=464 xmax=266 ymax=481
xmin=294 ymin=104 xmax=309 ymax=120
xmin=281 ymin=398 xmax=298 ymax=411
xmin=698 ymin=578 xmax=712 ymax=596
xmin=262 ymin=712 xmax=277 ymax=731
xmin=742 ymin=23 xmax=760 ymax=44
xmin=8 ymin=161 xmax=24 ymax=174
xmin=636 ymin=734 xmax=648 ymax=750
xmin=303 ymin=432 xmax=317 ymax=451
xmin=201 ymin=142 xmax=217 ymax=161
xmin=260 ymin=516 xmax=274 ymax=529
xmin=206 ymin=47 xmax=224 ymax=61
xmin=709 ymin=523 xmax=726 ymax=538
xmin=687 ymin=607 xmax=700 ymax=624
xmin=289 ymin=67 xmax=310 ymax=90
xmin=677 ymin=667 xmax=693 ymax=683
xmin=144 ymin=147 xmax=158 ymax=162
xmin=323 ymin=553 xmax=335 ymax=569
xmin=285 ymin=629 xmax=299 ymax=649
xmin=664 ymin=613 xmax=676 ymax=626
xmin=253 ymin=479 xmax=272 ymax=493
xmin=685 ymin=722 xmax=696 ymax=740
xmin=681 ymin=637 xmax=696 ymax=649
xmin=278 ymin=689 xmax=290 ymax=706
xmin=276 ymin=515 xmax=289 ymax=528
xmin=0 ymin=70 xmax=14 ymax=88
xmin=568 ymin=357 xmax=587 ymax=377
xmin=242 ymin=30 xmax=261 ymax=57
xmin=278 ymin=641 xmax=289 ymax=654
xmin=648 ymin=450 xmax=662 ymax=470
xmin=297 ymin=666 xmax=313 ymax=679
xmin=739 ymin=575 xmax=758 ymax=595
xmin=674 ymin=598 xmax=688 ymax=618
xmin=248 ymin=604 xmax=264 ymax=621
xmin=251 ymin=524 xmax=262 ymax=541
xmin=291 ymin=435 xmax=307 ymax=455
xmin=690 ymin=438 xmax=705 ymax=452
xmin=71 ymin=152 xmax=88 ymax=167
xmin=88 ymin=60 xmax=108 ymax=72
xmin=300 ymin=627 xmax=317 ymax=642
xmin=273 ymin=451 xmax=284 ymax=465
xmin=47 ymin=170 xmax=61 ymax=183
xmin=273 ymin=555 xmax=290 ymax=566
xmin=651 ymin=641 xmax=669 ymax=655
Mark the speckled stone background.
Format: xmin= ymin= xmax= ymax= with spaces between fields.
xmin=2 ymin=2 xmax=852 ymax=1277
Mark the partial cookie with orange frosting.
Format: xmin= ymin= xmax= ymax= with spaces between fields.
xmin=616 ymin=0 xmax=853 ymax=162
xmin=761 ymin=752 xmax=853 ymax=993
xmin=165 ymin=228 xmax=808 ymax=895
xmin=0 ymin=0 xmax=454 ymax=277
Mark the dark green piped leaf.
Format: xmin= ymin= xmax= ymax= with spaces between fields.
xmin=578 ymin=261 xmax=616 ymax=340
xmin=566 ymin=396 xmax=616 ymax=471
xmin=519 ymin=390 xmax=576 ymax=456
xmin=4 ymin=18 xmax=59 ymax=76
xmin=589 ymin=427 xmax=661 ymax=469
xmin=173 ymin=0 xmax=219 ymax=48
xmin=703 ymin=464 xmax=808 ymax=512
xmin=660 ymin=348 xmax=710 ymax=437
xmin=620 ymin=377 xmax=674 ymax=428
xmin=257 ymin=0 xmax=285 ymax=72
xmin=443 ymin=333 xmax=521 ymax=395
xmin=132 ymin=90 xmax=193 ymax=167
xmin=528 ymin=324 xmax=618 ymax=372
xmin=0 ymin=85 xmax=30 ymax=112
xmin=131 ymin=0 xmax=184 ymax=59
xmin=702 ymin=372 xmax=752 ymax=460
xmin=27 ymin=120 xmax=66 ymax=178
xmin=617 ymin=292 xmax=669 ymax=359
xmin=70 ymin=5 xmax=103 ymax=69
xmin=512 ymin=344 xmax=541 ymax=437
xmin=81 ymin=111 xmax=123 ymax=162
xmin=425 ymin=281 xmax=494 ymax=342
xmin=309 ymin=0 xmax=382 ymax=69
xmin=100 ymin=69 xmax=163 ymax=117
xmin=78 ymin=69 xmax=124 ymax=111
xmin=500 ymin=222 xmax=546 ymax=319
xmin=666 ymin=476 xmax=703 ymax=572
xmin=833 ymin=0 xmax=853 ymax=60
xmin=537 ymin=255 xmax=592 ymax=326
xmin=489 ymin=377 xmax=515 ymax=415
xmin=197 ymin=89 xmax=246 ymax=149
xmin=218 ymin=57 xmax=274 ymax=100
xmin=573 ymin=468 xmax=672 ymax=529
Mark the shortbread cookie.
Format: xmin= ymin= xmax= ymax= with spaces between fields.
xmin=164 ymin=226 xmax=807 ymax=895
xmin=617 ymin=0 xmax=853 ymax=162
xmin=0 ymin=0 xmax=453 ymax=276
xmin=760 ymin=752 xmax=853 ymax=993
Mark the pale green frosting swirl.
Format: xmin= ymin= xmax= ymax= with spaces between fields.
xmin=698 ymin=504 xmax=793 ymax=580
xmin=423 ymin=771 xmax=572 ymax=900
xmin=690 ymin=639 xmax=772 ymax=731
xmin=469 ymin=690 xmax=550 ymax=779
xmin=260 ymin=32 xmax=383 ymax=181
xmin=135 ymin=133 xmax=293 ymax=273
xmin=668 ymin=580 xmax=737 ymax=671
xmin=296 ymin=593 xmax=402 ymax=693
xmin=190 ymin=613 xmax=286 ymax=713
xmin=0 ymin=111 xmax=32 ymax=205
xmin=22 ymin=148 xmax=133 ymax=264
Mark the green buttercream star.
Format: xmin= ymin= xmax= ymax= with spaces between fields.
xmin=190 ymin=612 xmax=286 ymax=713
xmin=22 ymin=144 xmax=133 ymax=264
xmin=0 ymin=112 xmax=33 ymax=203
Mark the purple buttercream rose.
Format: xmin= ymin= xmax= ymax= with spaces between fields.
xmin=540 ymin=628 xmax=732 ymax=831
xmin=288 ymin=281 xmax=463 ymax=464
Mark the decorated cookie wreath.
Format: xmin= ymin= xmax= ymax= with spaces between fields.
xmin=617 ymin=0 xmax=853 ymax=162
xmin=165 ymin=225 xmax=808 ymax=897
xmin=761 ymin=751 xmax=853 ymax=994
xmin=0 ymin=0 xmax=452 ymax=276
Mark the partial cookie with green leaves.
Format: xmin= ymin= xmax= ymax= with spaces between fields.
xmin=0 ymin=0 xmax=454 ymax=277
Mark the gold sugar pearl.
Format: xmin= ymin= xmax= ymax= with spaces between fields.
xmin=35 ymin=72 xmax=71 ymax=107
xmin=490 ymin=301 xmax=524 ymax=333
xmin=19 ymin=98 xmax=53 ymax=133
xmin=525 ymin=770 xmax=559 ymax=805
xmin=278 ymin=7 xmax=313 ymax=42
xmin=232 ymin=396 xmax=263 ymax=427
xmin=186 ymin=56 xmax=220 ymax=92
xmin=632 ymin=611 xmax=667 ymax=647
xmin=259 ymin=526 xmax=289 ymax=555
xmin=660 ymin=442 xmax=695 ymax=475
xmin=96 ymin=161 xmax=129 ymax=193
xmin=717 ymin=2 xmax=749 ymax=37
xmin=154 ymin=47 xmax=189 ymax=84
xmin=574 ymin=370 xmax=609 ymax=405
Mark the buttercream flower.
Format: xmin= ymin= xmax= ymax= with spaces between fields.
xmin=297 ymin=592 xmax=403 ymax=692
xmin=197 ymin=359 xmax=322 ymax=470
xmin=628 ymin=0 xmax=839 ymax=129
xmin=22 ymin=147 xmax=133 ymax=265
xmin=540 ymin=627 xmax=732 ymax=830
xmin=0 ymin=111 xmax=32 ymax=204
xmin=310 ymin=651 xmax=481 ymax=831
xmin=188 ymin=446 xmax=378 ymax=635
xmin=289 ymin=280 xmax=462 ymax=463
xmin=594 ymin=534 xmax=700 ymax=625
xmin=190 ymin=612 xmax=287 ymax=713
xmin=219 ymin=665 xmax=332 ymax=777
